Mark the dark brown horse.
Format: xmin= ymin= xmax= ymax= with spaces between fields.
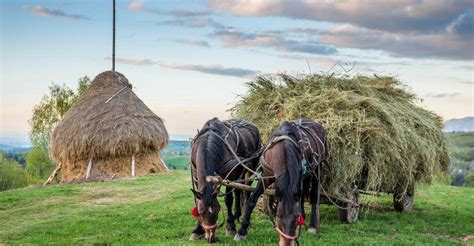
xmin=234 ymin=119 xmax=328 ymax=246
xmin=189 ymin=118 xmax=261 ymax=243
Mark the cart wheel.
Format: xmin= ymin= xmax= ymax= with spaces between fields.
xmin=339 ymin=189 xmax=359 ymax=223
xmin=393 ymin=184 xmax=414 ymax=212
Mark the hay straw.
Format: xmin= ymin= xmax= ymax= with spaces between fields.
xmin=231 ymin=74 xmax=450 ymax=194
xmin=51 ymin=71 xmax=169 ymax=163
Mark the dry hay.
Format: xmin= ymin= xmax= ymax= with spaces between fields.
xmin=231 ymin=74 xmax=450 ymax=194
xmin=50 ymin=71 xmax=169 ymax=182
xmin=61 ymin=151 xmax=167 ymax=183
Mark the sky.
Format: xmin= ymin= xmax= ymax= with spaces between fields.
xmin=1 ymin=0 xmax=473 ymax=145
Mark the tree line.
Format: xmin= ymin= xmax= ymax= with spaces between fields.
xmin=0 ymin=77 xmax=91 ymax=191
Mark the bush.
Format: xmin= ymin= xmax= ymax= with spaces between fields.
xmin=464 ymin=173 xmax=474 ymax=187
xmin=0 ymin=151 xmax=29 ymax=191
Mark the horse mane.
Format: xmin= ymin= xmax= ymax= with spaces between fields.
xmin=272 ymin=121 xmax=302 ymax=209
xmin=194 ymin=117 xmax=228 ymax=205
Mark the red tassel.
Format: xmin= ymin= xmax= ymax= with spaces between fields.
xmin=191 ymin=207 xmax=199 ymax=217
xmin=297 ymin=215 xmax=305 ymax=225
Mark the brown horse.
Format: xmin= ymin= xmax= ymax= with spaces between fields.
xmin=235 ymin=119 xmax=328 ymax=246
xmin=189 ymin=118 xmax=261 ymax=243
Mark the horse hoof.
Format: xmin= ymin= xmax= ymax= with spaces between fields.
xmin=234 ymin=234 xmax=247 ymax=241
xmin=189 ymin=233 xmax=201 ymax=240
xmin=308 ymin=227 xmax=318 ymax=234
xmin=226 ymin=229 xmax=236 ymax=237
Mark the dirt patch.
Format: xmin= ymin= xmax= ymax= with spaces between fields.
xmin=459 ymin=235 xmax=474 ymax=242
xmin=418 ymin=232 xmax=458 ymax=242
xmin=86 ymin=193 xmax=118 ymax=205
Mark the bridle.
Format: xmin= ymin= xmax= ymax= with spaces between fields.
xmin=275 ymin=226 xmax=299 ymax=240
xmin=191 ymin=207 xmax=219 ymax=231
xmin=273 ymin=215 xmax=304 ymax=245
xmin=263 ymin=126 xmax=307 ymax=245
xmin=200 ymin=222 xmax=217 ymax=230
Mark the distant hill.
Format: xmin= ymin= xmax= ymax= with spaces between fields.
xmin=0 ymin=144 xmax=31 ymax=154
xmin=444 ymin=117 xmax=474 ymax=132
xmin=162 ymin=140 xmax=190 ymax=156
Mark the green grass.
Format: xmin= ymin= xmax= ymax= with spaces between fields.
xmin=163 ymin=156 xmax=190 ymax=170
xmin=0 ymin=171 xmax=473 ymax=245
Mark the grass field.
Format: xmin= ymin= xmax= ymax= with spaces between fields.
xmin=163 ymin=156 xmax=190 ymax=170
xmin=0 ymin=171 xmax=473 ymax=245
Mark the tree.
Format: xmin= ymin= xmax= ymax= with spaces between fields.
xmin=0 ymin=150 xmax=30 ymax=191
xmin=26 ymin=76 xmax=91 ymax=180
xmin=26 ymin=145 xmax=53 ymax=180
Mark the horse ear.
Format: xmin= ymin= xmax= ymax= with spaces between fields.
xmin=191 ymin=189 xmax=203 ymax=200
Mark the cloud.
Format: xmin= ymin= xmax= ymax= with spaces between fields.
xmin=159 ymin=62 xmax=259 ymax=77
xmin=458 ymin=81 xmax=474 ymax=85
xmin=425 ymin=92 xmax=461 ymax=98
xmin=128 ymin=0 xmax=211 ymax=17
xmin=319 ymin=24 xmax=473 ymax=60
xmin=208 ymin=0 xmax=474 ymax=34
xmin=174 ymin=39 xmax=211 ymax=48
xmin=447 ymin=9 xmax=474 ymax=36
xmin=215 ymin=28 xmax=337 ymax=55
xmin=158 ymin=18 xmax=224 ymax=29
xmin=23 ymin=6 xmax=88 ymax=20
xmin=104 ymin=57 xmax=157 ymax=66
xmin=208 ymin=1 xmax=474 ymax=61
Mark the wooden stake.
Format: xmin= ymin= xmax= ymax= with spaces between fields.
xmin=86 ymin=158 xmax=93 ymax=179
xmin=159 ymin=155 xmax=170 ymax=171
xmin=44 ymin=163 xmax=62 ymax=186
xmin=131 ymin=155 xmax=136 ymax=177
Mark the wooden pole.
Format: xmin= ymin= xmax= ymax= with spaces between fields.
xmin=44 ymin=163 xmax=62 ymax=186
xmin=86 ymin=158 xmax=93 ymax=179
xmin=206 ymin=176 xmax=275 ymax=195
xmin=112 ymin=0 xmax=116 ymax=71
xmin=159 ymin=155 xmax=170 ymax=171
xmin=131 ymin=155 xmax=136 ymax=177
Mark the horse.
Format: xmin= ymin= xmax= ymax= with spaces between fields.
xmin=189 ymin=117 xmax=261 ymax=243
xmin=234 ymin=119 xmax=328 ymax=246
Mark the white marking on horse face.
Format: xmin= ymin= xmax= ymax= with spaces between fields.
xmin=209 ymin=207 xmax=213 ymax=214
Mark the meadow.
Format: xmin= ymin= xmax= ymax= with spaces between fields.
xmin=0 ymin=171 xmax=473 ymax=245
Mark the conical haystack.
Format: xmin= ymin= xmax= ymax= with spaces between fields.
xmin=50 ymin=71 xmax=169 ymax=183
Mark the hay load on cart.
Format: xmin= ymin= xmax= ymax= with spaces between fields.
xmin=231 ymin=73 xmax=450 ymax=219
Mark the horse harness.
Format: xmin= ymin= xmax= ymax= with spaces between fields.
xmin=258 ymin=121 xmax=327 ymax=245
xmin=190 ymin=119 xmax=264 ymax=202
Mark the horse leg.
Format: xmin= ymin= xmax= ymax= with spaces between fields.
xmin=234 ymin=189 xmax=242 ymax=221
xmin=234 ymin=180 xmax=264 ymax=241
xmin=189 ymin=223 xmax=204 ymax=240
xmin=301 ymin=176 xmax=311 ymax=220
xmin=242 ymin=172 xmax=253 ymax=213
xmin=225 ymin=187 xmax=237 ymax=236
xmin=308 ymin=168 xmax=321 ymax=235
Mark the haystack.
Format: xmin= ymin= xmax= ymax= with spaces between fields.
xmin=50 ymin=71 xmax=169 ymax=183
xmin=232 ymin=74 xmax=450 ymax=194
